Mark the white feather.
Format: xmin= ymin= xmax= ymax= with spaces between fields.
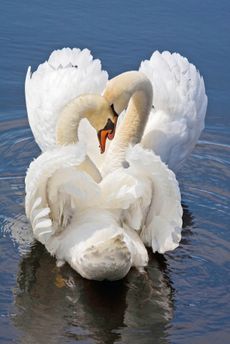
xmin=139 ymin=51 xmax=207 ymax=170
xmin=24 ymin=49 xmax=206 ymax=280
xmin=25 ymin=47 xmax=108 ymax=151
xmin=25 ymin=143 xmax=148 ymax=280
xmin=25 ymin=48 xmax=148 ymax=280
xmin=100 ymin=145 xmax=182 ymax=253
xmin=82 ymin=51 xmax=207 ymax=173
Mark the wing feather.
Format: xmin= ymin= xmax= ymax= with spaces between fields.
xmin=140 ymin=51 xmax=207 ymax=171
xmin=100 ymin=145 xmax=183 ymax=253
xmin=25 ymin=48 xmax=108 ymax=151
xmin=25 ymin=144 xmax=100 ymax=246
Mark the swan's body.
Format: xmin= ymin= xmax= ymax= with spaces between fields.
xmin=25 ymin=48 xmax=207 ymax=280
xmin=25 ymin=49 xmax=149 ymax=280
xmin=25 ymin=145 xmax=148 ymax=280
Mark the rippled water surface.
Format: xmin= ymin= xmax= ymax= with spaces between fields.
xmin=0 ymin=1 xmax=229 ymax=343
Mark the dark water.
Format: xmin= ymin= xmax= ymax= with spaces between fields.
xmin=0 ymin=0 xmax=229 ymax=343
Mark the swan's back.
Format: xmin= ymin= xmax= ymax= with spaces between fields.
xmin=140 ymin=51 xmax=207 ymax=170
xmin=25 ymin=48 xmax=108 ymax=151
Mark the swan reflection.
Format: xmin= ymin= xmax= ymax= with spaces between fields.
xmin=13 ymin=241 xmax=174 ymax=344
xmin=11 ymin=203 xmax=195 ymax=343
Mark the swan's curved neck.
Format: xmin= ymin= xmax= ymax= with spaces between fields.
xmin=56 ymin=94 xmax=101 ymax=145
xmin=56 ymin=94 xmax=103 ymax=182
xmin=103 ymin=72 xmax=153 ymax=174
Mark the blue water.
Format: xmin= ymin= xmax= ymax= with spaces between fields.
xmin=0 ymin=0 xmax=229 ymax=343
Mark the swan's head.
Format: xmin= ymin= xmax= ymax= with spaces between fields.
xmin=85 ymin=96 xmax=118 ymax=153
xmin=103 ymin=79 xmax=131 ymax=114
xmin=57 ymin=94 xmax=118 ymax=153
xmin=103 ymin=71 xmax=150 ymax=114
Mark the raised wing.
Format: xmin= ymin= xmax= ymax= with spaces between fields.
xmin=140 ymin=51 xmax=207 ymax=171
xmin=25 ymin=48 xmax=108 ymax=151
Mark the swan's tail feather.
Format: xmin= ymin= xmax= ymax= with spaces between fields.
xmin=75 ymin=232 xmax=132 ymax=281
xmin=29 ymin=199 xmax=53 ymax=244
xmin=72 ymin=229 xmax=148 ymax=281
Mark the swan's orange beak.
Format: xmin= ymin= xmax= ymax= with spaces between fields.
xmin=97 ymin=114 xmax=118 ymax=154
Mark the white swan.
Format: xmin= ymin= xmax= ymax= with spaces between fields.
xmin=81 ymin=52 xmax=207 ymax=254
xmin=25 ymin=48 xmax=149 ymax=280
xmin=25 ymin=94 xmax=148 ymax=281
xmin=84 ymin=51 xmax=207 ymax=173
xmin=25 ymin=48 xmax=206 ymax=280
xmin=81 ymin=52 xmax=207 ymax=253
xmin=99 ymin=71 xmax=183 ymax=253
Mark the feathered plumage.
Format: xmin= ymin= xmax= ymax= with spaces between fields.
xmin=25 ymin=48 xmax=207 ymax=280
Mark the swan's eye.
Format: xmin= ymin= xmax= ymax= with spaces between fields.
xmin=111 ymin=104 xmax=119 ymax=117
xmin=108 ymin=104 xmax=118 ymax=140
xmin=103 ymin=118 xmax=115 ymax=132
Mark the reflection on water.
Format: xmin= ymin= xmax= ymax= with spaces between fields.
xmin=13 ymin=241 xmax=175 ymax=344
xmin=10 ymin=204 xmax=194 ymax=344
